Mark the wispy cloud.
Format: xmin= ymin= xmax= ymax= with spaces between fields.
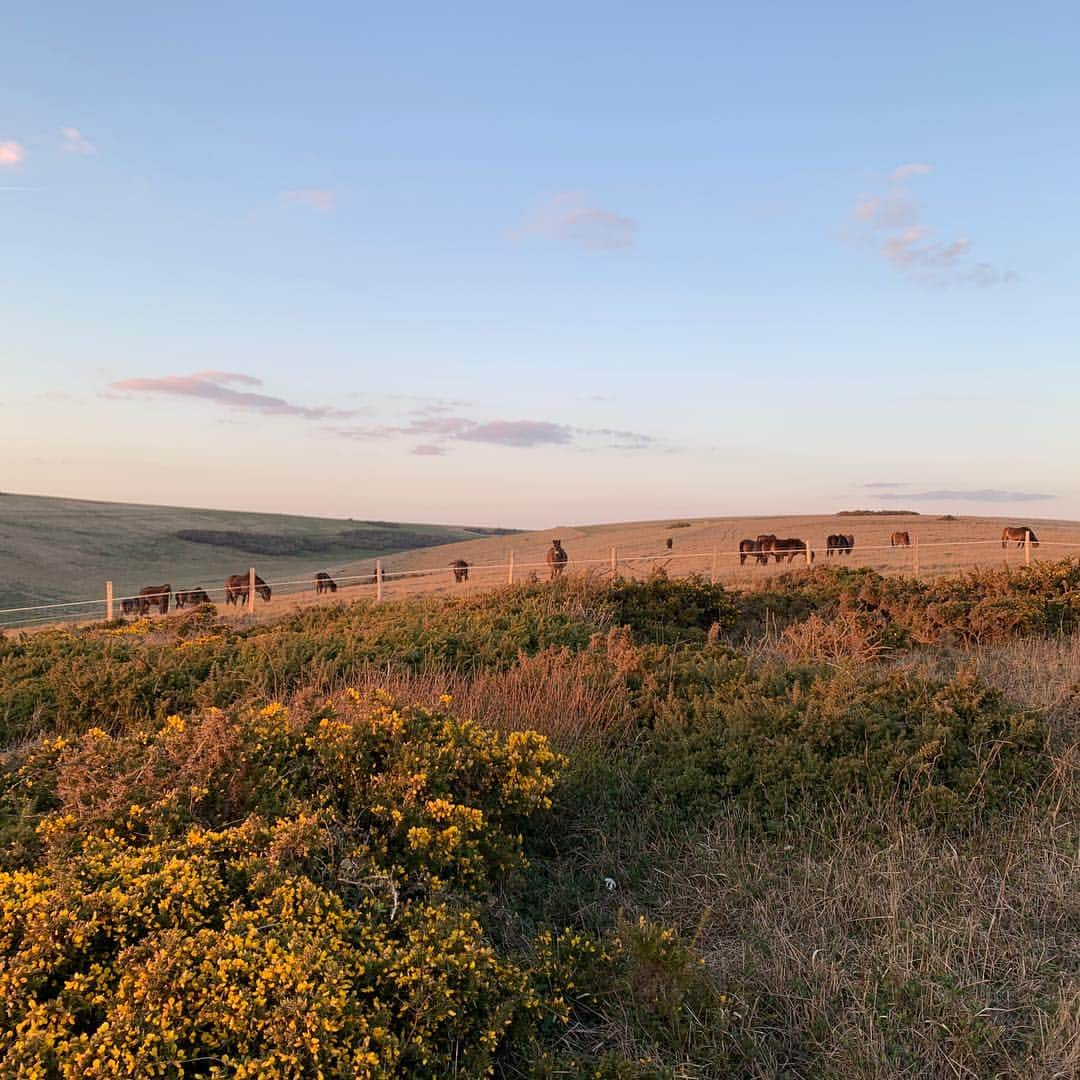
xmin=516 ymin=192 xmax=637 ymax=249
xmin=852 ymin=165 xmax=1016 ymax=286
xmin=891 ymin=162 xmax=932 ymax=181
xmin=110 ymin=370 xmax=357 ymax=420
xmin=60 ymin=127 xmax=95 ymax=155
xmin=283 ymin=188 xmax=335 ymax=212
xmin=0 ymin=141 xmax=25 ymax=168
xmin=882 ymin=488 xmax=1053 ymax=503
xmin=863 ymin=481 xmax=908 ymax=489
xmin=412 ymin=443 xmax=448 ymax=456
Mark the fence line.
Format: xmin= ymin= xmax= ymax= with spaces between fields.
xmin=3 ymin=529 xmax=1078 ymax=631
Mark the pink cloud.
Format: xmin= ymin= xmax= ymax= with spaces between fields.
xmin=60 ymin=127 xmax=95 ymax=155
xmin=891 ymin=162 xmax=932 ymax=180
xmin=517 ymin=192 xmax=637 ymax=249
xmin=0 ymin=141 xmax=25 ymax=168
xmin=110 ymin=370 xmax=356 ymax=420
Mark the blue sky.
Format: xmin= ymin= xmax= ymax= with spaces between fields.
xmin=3 ymin=2 xmax=1077 ymax=526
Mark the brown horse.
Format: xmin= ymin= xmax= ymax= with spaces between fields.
xmin=546 ymin=539 xmax=568 ymax=579
xmin=138 ymin=585 xmax=171 ymax=615
xmin=891 ymin=531 xmax=911 ymax=548
xmin=449 ymin=559 xmax=469 ymax=583
xmin=314 ymin=572 xmax=338 ymax=594
xmin=665 ymin=537 xmax=673 ymax=550
xmin=1002 ymin=526 xmax=1039 ymax=549
xmin=772 ymin=538 xmax=809 ymax=563
xmin=739 ymin=538 xmax=767 ymax=565
xmin=826 ymin=534 xmax=842 ymax=557
xmin=174 ymin=589 xmax=211 ymax=608
xmin=225 ymin=573 xmax=272 ymax=606
xmin=120 ymin=597 xmax=140 ymax=616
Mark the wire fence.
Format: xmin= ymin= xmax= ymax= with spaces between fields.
xmin=3 ymin=528 xmax=1079 ymax=632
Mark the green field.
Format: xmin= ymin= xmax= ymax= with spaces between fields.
xmin=0 ymin=492 xmax=515 ymax=611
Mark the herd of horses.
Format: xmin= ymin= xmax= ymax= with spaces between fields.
xmin=119 ymin=527 xmax=1045 ymax=618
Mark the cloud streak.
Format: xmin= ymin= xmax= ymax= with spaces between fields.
xmin=110 ymin=370 xmax=357 ymax=420
xmin=517 ymin=192 xmax=637 ymax=249
xmin=881 ymin=488 xmax=1054 ymax=503
xmin=0 ymin=141 xmax=25 ymax=167
xmin=852 ymin=164 xmax=1015 ymax=286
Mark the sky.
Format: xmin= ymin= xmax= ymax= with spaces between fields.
xmin=3 ymin=2 xmax=1078 ymax=528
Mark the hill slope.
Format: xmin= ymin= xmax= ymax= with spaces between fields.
xmin=0 ymin=493 xmax=515 ymax=608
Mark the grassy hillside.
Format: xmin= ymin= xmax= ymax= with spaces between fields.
xmin=0 ymin=492 xmax=515 ymax=610
xmin=1 ymin=562 xmax=1076 ymax=1075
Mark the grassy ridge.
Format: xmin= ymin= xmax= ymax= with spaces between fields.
xmin=1 ymin=563 xmax=1077 ymax=1075
xmin=0 ymin=493 xmax=514 ymax=609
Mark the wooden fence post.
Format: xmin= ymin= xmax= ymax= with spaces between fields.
xmin=247 ymin=566 xmax=256 ymax=615
xmin=375 ymin=560 xmax=383 ymax=602
xmin=913 ymin=537 xmax=920 ymax=577
xmin=610 ymin=546 xmax=618 ymax=575
xmin=711 ymin=547 xmax=718 ymax=584
xmin=507 ymin=550 xmax=514 ymax=585
xmin=1025 ymin=530 xmax=1032 ymax=566
xmin=805 ymin=541 xmax=812 ymax=567
xmin=105 ymin=581 xmax=114 ymax=621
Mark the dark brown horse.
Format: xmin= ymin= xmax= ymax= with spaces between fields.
xmin=314 ymin=572 xmax=338 ymax=594
xmin=1002 ymin=526 xmax=1039 ymax=549
xmin=665 ymin=537 xmax=673 ymax=550
xmin=546 ymin=539 xmax=568 ymax=579
xmin=739 ymin=538 xmax=767 ymax=565
xmin=174 ymin=589 xmax=211 ymax=608
xmin=138 ymin=585 xmax=171 ymax=615
xmin=449 ymin=559 xmax=469 ymax=583
xmin=827 ymin=534 xmax=855 ymax=557
xmin=120 ymin=597 xmax=140 ymax=616
xmin=772 ymin=538 xmax=809 ymax=563
xmin=891 ymin=531 xmax=911 ymax=548
xmin=225 ymin=573 xmax=272 ymax=606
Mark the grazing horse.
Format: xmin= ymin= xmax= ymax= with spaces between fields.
xmin=546 ymin=539 xmax=569 ymax=579
xmin=827 ymin=533 xmax=855 ymax=557
xmin=739 ymin=538 xmax=767 ymax=565
xmin=138 ymin=585 xmax=171 ymax=615
xmin=1002 ymin=526 xmax=1039 ymax=549
xmin=314 ymin=571 xmax=338 ymax=594
xmin=891 ymin=531 xmax=911 ymax=548
xmin=665 ymin=537 xmax=673 ymax=550
xmin=772 ymin=538 xmax=809 ymax=563
xmin=120 ymin=598 xmax=139 ymax=616
xmin=174 ymin=589 xmax=211 ymax=609
xmin=225 ymin=573 xmax=272 ymax=606
xmin=449 ymin=559 xmax=469 ymax=583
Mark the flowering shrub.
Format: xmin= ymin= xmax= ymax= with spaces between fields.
xmin=0 ymin=693 xmax=595 ymax=1077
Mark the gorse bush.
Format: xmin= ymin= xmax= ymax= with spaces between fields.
xmin=0 ymin=694 xmax=604 ymax=1077
xmin=644 ymin=666 xmax=1044 ymax=825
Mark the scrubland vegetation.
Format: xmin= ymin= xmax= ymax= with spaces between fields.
xmin=1 ymin=561 xmax=1077 ymax=1076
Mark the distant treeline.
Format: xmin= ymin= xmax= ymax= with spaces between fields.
xmin=175 ymin=528 xmax=478 ymax=556
xmin=837 ymin=509 xmax=921 ymax=517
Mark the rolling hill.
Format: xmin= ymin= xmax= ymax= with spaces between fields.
xmin=0 ymin=493 xmax=516 ymax=609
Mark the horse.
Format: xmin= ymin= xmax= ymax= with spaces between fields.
xmin=771 ymin=538 xmax=809 ymax=563
xmin=449 ymin=559 xmax=469 ymax=583
xmin=891 ymin=531 xmax=911 ymax=548
xmin=1002 ymin=526 xmax=1039 ymax=549
xmin=546 ymin=539 xmax=568 ymax=579
xmin=826 ymin=533 xmax=842 ymax=557
xmin=120 ymin=598 xmax=139 ymax=616
xmin=665 ymin=537 xmax=673 ymax=550
xmin=225 ymin=573 xmax=272 ymax=606
xmin=841 ymin=533 xmax=855 ymax=556
xmin=174 ymin=589 xmax=211 ymax=608
xmin=138 ymin=585 xmax=171 ymax=615
xmin=739 ymin=538 xmax=767 ymax=565
xmin=314 ymin=572 xmax=338 ymax=594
